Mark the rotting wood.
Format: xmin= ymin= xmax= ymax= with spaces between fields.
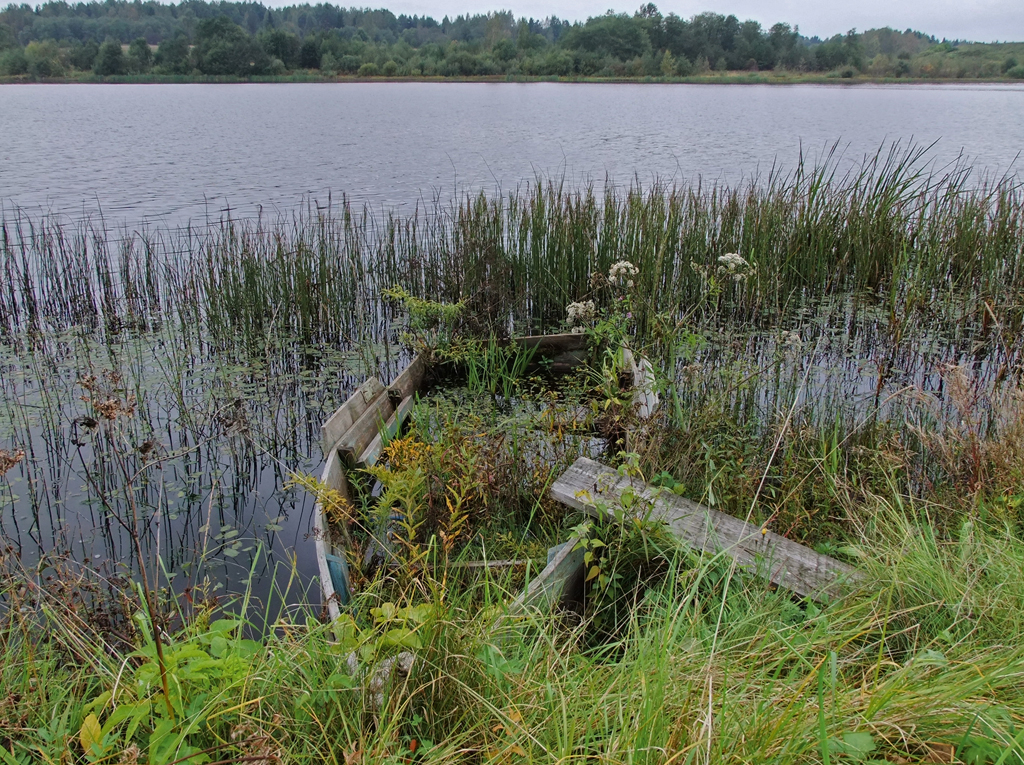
xmin=337 ymin=392 xmax=397 ymax=465
xmin=514 ymin=332 xmax=588 ymax=368
xmin=321 ymin=377 xmax=385 ymax=452
xmin=550 ymin=457 xmax=859 ymax=601
xmin=512 ymin=332 xmax=587 ymax=353
xmin=387 ymin=558 xmax=532 ymax=570
xmin=507 ymin=536 xmax=585 ymax=614
xmin=388 ymin=353 xmax=427 ymax=403
xmin=357 ymin=395 xmax=416 ymax=467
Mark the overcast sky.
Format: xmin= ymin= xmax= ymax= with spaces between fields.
xmin=294 ymin=0 xmax=1024 ymax=43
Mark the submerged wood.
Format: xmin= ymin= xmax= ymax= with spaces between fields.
xmin=550 ymin=457 xmax=859 ymax=601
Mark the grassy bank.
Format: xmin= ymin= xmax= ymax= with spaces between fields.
xmin=3 ymin=70 xmax=1024 ymax=85
xmin=3 ymin=491 xmax=1024 ymax=763
xmin=1 ymin=144 xmax=1024 ymax=763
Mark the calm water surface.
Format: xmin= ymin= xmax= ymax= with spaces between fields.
xmin=1 ymin=82 xmax=1023 ymax=227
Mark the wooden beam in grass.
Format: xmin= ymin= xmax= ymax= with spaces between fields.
xmin=550 ymin=457 xmax=859 ymax=602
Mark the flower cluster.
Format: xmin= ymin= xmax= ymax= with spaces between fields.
xmin=609 ymin=260 xmax=639 ymax=288
xmin=716 ymin=252 xmax=756 ymax=282
xmin=566 ymin=300 xmax=597 ymax=326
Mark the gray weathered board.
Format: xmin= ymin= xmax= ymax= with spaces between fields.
xmin=550 ymin=457 xmax=859 ymax=601
xmin=506 ymin=537 xmax=585 ymax=614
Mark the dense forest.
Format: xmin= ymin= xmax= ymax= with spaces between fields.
xmin=1 ymin=0 xmax=1023 ymax=79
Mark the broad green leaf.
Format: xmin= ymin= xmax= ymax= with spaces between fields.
xmin=384 ymin=627 xmax=423 ymax=650
xmin=79 ymin=714 xmax=103 ymax=758
xmin=83 ymin=691 xmax=112 ymax=716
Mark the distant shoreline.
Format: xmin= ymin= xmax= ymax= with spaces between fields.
xmin=3 ymin=72 xmax=1023 ymax=86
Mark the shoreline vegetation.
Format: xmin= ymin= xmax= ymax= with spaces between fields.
xmin=2 ymin=0 xmax=1023 ymax=84
xmin=5 ymin=71 xmax=1024 ymax=85
xmin=2 ymin=147 xmax=1024 ymax=762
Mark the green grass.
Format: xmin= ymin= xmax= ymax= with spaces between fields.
xmin=2 ymin=490 xmax=1024 ymax=764
xmin=2 ymin=145 xmax=1024 ymax=763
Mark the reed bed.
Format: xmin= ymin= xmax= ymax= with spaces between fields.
xmin=2 ymin=144 xmax=1021 ymax=345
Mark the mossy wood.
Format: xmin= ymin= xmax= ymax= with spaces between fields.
xmin=550 ymin=457 xmax=859 ymax=601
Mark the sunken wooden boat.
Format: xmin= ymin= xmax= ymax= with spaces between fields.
xmin=313 ymin=331 xmax=856 ymax=621
xmin=313 ymin=332 xmax=656 ymax=621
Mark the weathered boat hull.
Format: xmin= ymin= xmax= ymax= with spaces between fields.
xmin=313 ymin=333 xmax=652 ymax=621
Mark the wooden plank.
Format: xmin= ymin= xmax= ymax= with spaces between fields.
xmin=387 ymin=559 xmax=532 ymax=570
xmin=356 ymin=395 xmax=416 ymax=467
xmin=507 ymin=537 xmax=585 ymax=614
xmin=388 ymin=353 xmax=427 ymax=402
xmin=550 ymin=458 xmax=859 ymax=601
xmin=316 ymin=446 xmax=350 ymax=621
xmin=321 ymin=377 xmax=386 ymax=453
xmin=337 ymin=392 xmax=396 ymax=465
xmin=512 ymin=333 xmax=588 ymax=355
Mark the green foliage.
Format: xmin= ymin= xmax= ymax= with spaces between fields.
xmin=0 ymin=45 xmax=27 ymax=75
xmin=2 ymin=0 xmax=1019 ymax=81
xmin=69 ymin=39 xmax=99 ymax=69
xmin=571 ymin=453 xmax=674 ymax=638
xmin=194 ymin=15 xmax=271 ymax=76
xmin=463 ymin=339 xmax=536 ymax=399
xmin=95 ymin=619 xmax=258 ymax=763
xmin=94 ymin=38 xmax=126 ymax=75
xmin=0 ymin=21 xmax=16 ymax=50
xmin=154 ymin=32 xmax=191 ymax=74
xmin=24 ymin=39 xmax=64 ymax=77
xmin=126 ymin=37 xmax=153 ymax=73
xmin=258 ymin=27 xmax=300 ymax=68
xmin=383 ymin=285 xmax=465 ymax=352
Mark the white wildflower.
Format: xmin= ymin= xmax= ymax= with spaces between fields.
xmin=717 ymin=252 xmax=748 ymax=271
xmin=571 ymin=325 xmax=585 ymax=334
xmin=608 ymin=260 xmax=639 ymax=286
xmin=716 ymin=252 xmax=756 ymax=283
xmin=566 ymin=300 xmax=596 ymax=325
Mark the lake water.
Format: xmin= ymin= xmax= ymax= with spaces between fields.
xmin=1 ymin=81 xmax=1023 ymax=228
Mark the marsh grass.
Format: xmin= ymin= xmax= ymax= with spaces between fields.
xmin=1 ymin=143 xmax=1024 ymax=762
xmin=2 ymin=491 xmax=1024 ymax=764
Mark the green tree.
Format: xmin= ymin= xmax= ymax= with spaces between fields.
xmin=660 ymin=49 xmax=674 ymax=76
xmin=155 ymin=33 xmax=191 ymax=74
xmin=69 ymin=40 xmax=99 ymax=70
xmin=94 ymin=39 xmax=126 ymax=75
xmin=0 ymin=46 xmax=28 ymax=75
xmin=492 ymin=37 xmax=516 ymax=62
xmin=258 ymin=27 xmax=299 ymax=68
xmin=298 ymin=37 xmax=320 ymax=68
xmin=126 ymin=37 xmax=153 ymax=73
xmin=0 ymin=21 xmax=17 ymax=50
xmin=194 ymin=15 xmax=270 ymax=76
xmin=566 ymin=13 xmax=651 ymax=60
xmin=24 ymin=39 xmax=64 ymax=77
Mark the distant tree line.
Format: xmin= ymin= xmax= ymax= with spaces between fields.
xmin=1 ymin=0 xmax=1022 ymax=79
